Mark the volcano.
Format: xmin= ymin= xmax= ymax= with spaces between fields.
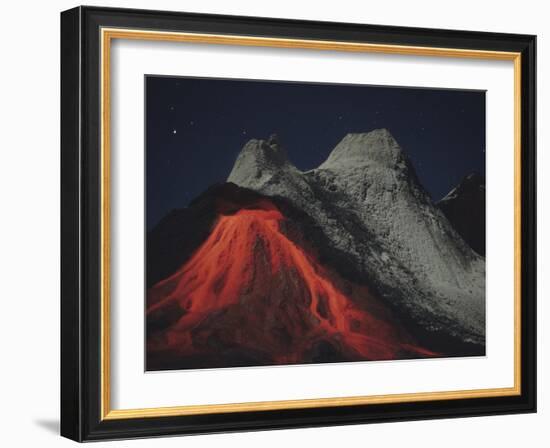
xmin=147 ymin=186 xmax=434 ymax=370
xmin=147 ymin=129 xmax=485 ymax=371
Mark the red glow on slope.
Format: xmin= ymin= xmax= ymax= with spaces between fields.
xmin=147 ymin=200 xmax=435 ymax=367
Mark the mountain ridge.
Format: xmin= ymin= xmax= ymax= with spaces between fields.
xmin=227 ymin=129 xmax=485 ymax=348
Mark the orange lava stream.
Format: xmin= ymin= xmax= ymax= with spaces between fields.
xmin=147 ymin=202 xmax=435 ymax=364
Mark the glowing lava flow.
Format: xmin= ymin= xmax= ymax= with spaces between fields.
xmin=147 ymin=201 xmax=435 ymax=368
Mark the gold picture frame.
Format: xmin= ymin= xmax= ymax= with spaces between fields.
xmin=61 ymin=6 xmax=536 ymax=441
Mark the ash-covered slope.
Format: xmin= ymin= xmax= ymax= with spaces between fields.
xmin=437 ymin=173 xmax=486 ymax=256
xmin=228 ymin=130 xmax=485 ymax=351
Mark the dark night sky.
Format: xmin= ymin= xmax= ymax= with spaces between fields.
xmin=146 ymin=76 xmax=485 ymax=230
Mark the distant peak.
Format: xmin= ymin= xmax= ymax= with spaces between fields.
xmin=456 ymin=172 xmax=485 ymax=192
xmin=439 ymin=172 xmax=485 ymax=203
xmin=319 ymin=129 xmax=404 ymax=170
xmin=463 ymin=172 xmax=485 ymax=184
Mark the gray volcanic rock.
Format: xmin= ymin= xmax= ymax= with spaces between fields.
xmin=228 ymin=135 xmax=315 ymax=207
xmin=228 ymin=129 xmax=486 ymax=350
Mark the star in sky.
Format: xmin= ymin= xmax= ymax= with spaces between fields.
xmin=146 ymin=75 xmax=485 ymax=229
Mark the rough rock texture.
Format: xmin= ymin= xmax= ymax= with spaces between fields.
xmin=437 ymin=173 xmax=486 ymax=256
xmin=228 ymin=129 xmax=485 ymax=350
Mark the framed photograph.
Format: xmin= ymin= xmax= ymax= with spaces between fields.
xmin=60 ymin=6 xmax=536 ymax=441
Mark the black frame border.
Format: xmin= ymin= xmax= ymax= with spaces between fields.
xmin=61 ymin=6 xmax=536 ymax=442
